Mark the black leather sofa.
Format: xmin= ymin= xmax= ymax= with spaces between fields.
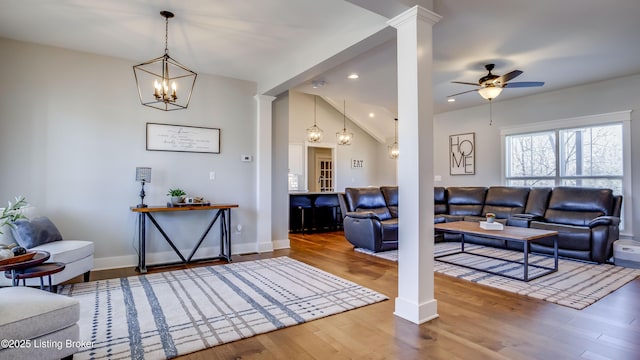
xmin=340 ymin=185 xmax=622 ymax=263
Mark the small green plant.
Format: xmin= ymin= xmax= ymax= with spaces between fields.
xmin=0 ymin=196 xmax=28 ymax=235
xmin=167 ymin=188 xmax=186 ymax=197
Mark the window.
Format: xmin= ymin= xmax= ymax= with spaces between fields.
xmin=501 ymin=111 xmax=632 ymax=233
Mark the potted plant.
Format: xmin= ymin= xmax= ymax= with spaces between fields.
xmin=0 ymin=196 xmax=28 ymax=235
xmin=485 ymin=212 xmax=496 ymax=223
xmin=167 ymin=188 xmax=186 ymax=205
xmin=0 ymin=196 xmax=28 ymax=261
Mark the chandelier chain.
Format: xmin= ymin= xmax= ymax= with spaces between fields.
xmin=164 ymin=15 xmax=169 ymax=54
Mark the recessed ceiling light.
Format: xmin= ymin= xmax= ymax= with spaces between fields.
xmin=447 ymin=98 xmax=455 ymax=102
xmin=348 ymin=73 xmax=359 ymax=79
xmin=369 ymin=112 xmax=375 ymax=118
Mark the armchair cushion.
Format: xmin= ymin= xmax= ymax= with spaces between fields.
xmin=10 ymin=216 xmax=62 ymax=249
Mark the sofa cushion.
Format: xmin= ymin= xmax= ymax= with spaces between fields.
xmin=33 ymin=240 xmax=94 ymax=264
xmin=434 ymin=187 xmax=447 ymax=215
xmin=0 ymin=287 xmax=79 ymax=340
xmin=544 ymin=187 xmax=614 ymax=226
xmin=380 ymin=186 xmax=398 ymax=218
xmin=482 ymin=187 xmax=529 ymax=218
xmin=523 ymin=188 xmax=552 ymax=216
xmin=10 ymin=216 xmax=63 ymax=249
xmin=380 ymin=218 xmax=398 ymax=241
xmin=346 ymin=187 xmax=391 ymax=220
xmin=530 ymin=221 xmax=591 ymax=251
xmin=356 ymin=207 xmax=392 ymax=221
xmin=446 ymin=187 xmax=487 ymax=216
xmin=0 ymin=206 xmax=42 ymax=247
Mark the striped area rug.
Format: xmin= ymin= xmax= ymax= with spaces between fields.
xmin=355 ymin=243 xmax=640 ymax=310
xmin=58 ymin=257 xmax=387 ymax=359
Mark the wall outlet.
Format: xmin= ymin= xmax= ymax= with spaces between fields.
xmin=209 ymin=171 xmax=216 ymax=180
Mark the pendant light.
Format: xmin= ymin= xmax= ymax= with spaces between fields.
xmin=336 ymin=100 xmax=353 ymax=145
xmin=306 ymin=95 xmax=323 ymax=142
xmin=133 ymin=11 xmax=198 ymax=111
xmin=388 ymin=118 xmax=399 ymax=159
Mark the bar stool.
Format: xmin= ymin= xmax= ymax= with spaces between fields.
xmin=314 ymin=194 xmax=342 ymax=230
xmin=290 ymin=196 xmax=313 ymax=234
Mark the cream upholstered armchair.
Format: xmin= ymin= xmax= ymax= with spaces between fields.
xmin=0 ymin=206 xmax=94 ymax=288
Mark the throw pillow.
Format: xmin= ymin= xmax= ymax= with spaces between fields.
xmin=10 ymin=216 xmax=63 ymax=249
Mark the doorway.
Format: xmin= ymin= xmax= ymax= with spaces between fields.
xmin=307 ymin=145 xmax=335 ymax=192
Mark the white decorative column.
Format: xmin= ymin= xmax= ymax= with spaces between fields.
xmin=388 ymin=6 xmax=441 ymax=324
xmin=255 ymin=95 xmax=276 ymax=252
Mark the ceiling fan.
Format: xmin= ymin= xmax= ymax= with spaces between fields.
xmin=448 ymin=64 xmax=544 ymax=101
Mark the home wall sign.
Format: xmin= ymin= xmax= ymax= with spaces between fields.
xmin=146 ymin=123 xmax=220 ymax=153
xmin=449 ymin=132 xmax=475 ymax=175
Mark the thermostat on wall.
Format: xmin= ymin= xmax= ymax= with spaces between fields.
xmin=241 ymin=154 xmax=253 ymax=162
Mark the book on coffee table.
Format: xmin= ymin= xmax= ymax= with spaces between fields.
xmin=480 ymin=221 xmax=504 ymax=230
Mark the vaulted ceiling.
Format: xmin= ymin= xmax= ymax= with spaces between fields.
xmin=1 ymin=1 xmax=639 ymax=141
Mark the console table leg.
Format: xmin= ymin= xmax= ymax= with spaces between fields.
xmin=226 ymin=209 xmax=232 ymax=261
xmin=138 ymin=212 xmax=147 ymax=273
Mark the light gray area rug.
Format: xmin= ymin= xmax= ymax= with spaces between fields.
xmin=58 ymin=257 xmax=388 ymax=359
xmin=356 ymin=243 xmax=640 ymax=310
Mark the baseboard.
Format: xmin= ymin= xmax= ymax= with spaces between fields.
xmin=94 ymin=240 xmax=289 ymax=270
xmin=394 ymin=297 xmax=439 ymax=324
xmin=272 ymin=238 xmax=290 ymax=250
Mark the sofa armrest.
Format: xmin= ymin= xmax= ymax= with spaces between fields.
xmin=511 ymin=213 xmax=544 ymax=221
xmin=507 ymin=213 xmax=544 ymax=228
xmin=346 ymin=211 xmax=381 ymax=221
xmin=589 ymin=216 xmax=620 ymax=228
xmin=441 ymin=214 xmax=464 ymax=223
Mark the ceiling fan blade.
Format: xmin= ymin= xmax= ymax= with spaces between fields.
xmin=495 ymin=70 xmax=523 ymax=84
xmin=504 ymin=81 xmax=545 ymax=88
xmin=447 ymin=89 xmax=478 ymax=97
xmin=451 ymin=81 xmax=480 ymax=86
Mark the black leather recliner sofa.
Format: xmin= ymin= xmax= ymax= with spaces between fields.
xmin=339 ymin=187 xmax=398 ymax=252
xmin=339 ymin=185 xmax=622 ymax=263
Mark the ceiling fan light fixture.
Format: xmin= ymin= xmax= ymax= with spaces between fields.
xmin=478 ymin=85 xmax=503 ymax=100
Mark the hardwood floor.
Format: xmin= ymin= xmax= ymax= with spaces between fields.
xmin=89 ymin=231 xmax=640 ymax=360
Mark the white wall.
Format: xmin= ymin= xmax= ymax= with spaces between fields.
xmin=288 ymin=91 xmax=396 ymax=190
xmin=0 ymin=38 xmax=259 ymax=268
xmin=434 ymin=73 xmax=640 ymax=238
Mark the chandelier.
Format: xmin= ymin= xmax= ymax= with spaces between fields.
xmin=336 ymin=100 xmax=353 ymax=145
xmin=133 ymin=11 xmax=197 ymax=111
xmin=388 ymin=118 xmax=399 ymax=159
xmin=306 ymin=95 xmax=323 ymax=142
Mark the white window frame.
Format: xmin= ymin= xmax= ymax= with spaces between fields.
xmin=500 ymin=110 xmax=633 ymax=237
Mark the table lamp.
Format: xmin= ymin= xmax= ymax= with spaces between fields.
xmin=135 ymin=167 xmax=152 ymax=208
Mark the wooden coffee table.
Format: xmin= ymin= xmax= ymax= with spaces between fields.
xmin=434 ymin=221 xmax=559 ymax=281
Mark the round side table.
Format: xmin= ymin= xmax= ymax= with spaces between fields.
xmin=4 ymin=262 xmax=66 ymax=292
xmin=0 ymin=250 xmax=50 ymax=285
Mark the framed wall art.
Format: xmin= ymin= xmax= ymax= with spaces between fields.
xmin=449 ymin=132 xmax=475 ymax=175
xmin=146 ymin=123 xmax=220 ymax=154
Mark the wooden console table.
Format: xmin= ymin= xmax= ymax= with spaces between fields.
xmin=131 ymin=204 xmax=238 ymax=273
